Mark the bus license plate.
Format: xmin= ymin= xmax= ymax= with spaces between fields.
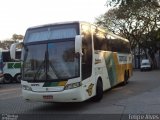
xmin=43 ymin=95 xmax=53 ymax=100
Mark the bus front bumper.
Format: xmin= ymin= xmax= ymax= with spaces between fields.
xmin=22 ymin=87 xmax=86 ymax=102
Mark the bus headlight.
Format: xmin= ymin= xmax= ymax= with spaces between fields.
xmin=22 ymin=85 xmax=32 ymax=91
xmin=64 ymin=82 xmax=82 ymax=90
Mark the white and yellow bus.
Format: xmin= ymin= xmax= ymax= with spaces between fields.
xmin=10 ymin=21 xmax=132 ymax=102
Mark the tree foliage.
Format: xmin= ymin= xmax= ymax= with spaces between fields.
xmin=96 ymin=0 xmax=160 ymax=68
xmin=106 ymin=0 xmax=160 ymax=7
xmin=0 ymin=34 xmax=24 ymax=50
xmin=12 ymin=34 xmax=24 ymax=41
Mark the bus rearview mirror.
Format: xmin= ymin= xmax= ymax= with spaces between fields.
xmin=75 ymin=35 xmax=83 ymax=55
xmin=10 ymin=42 xmax=23 ymax=61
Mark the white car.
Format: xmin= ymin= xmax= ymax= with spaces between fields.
xmin=140 ymin=59 xmax=152 ymax=71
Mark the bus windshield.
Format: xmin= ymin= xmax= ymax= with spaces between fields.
xmin=23 ymin=40 xmax=80 ymax=82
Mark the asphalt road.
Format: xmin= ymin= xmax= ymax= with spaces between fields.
xmin=0 ymin=70 xmax=160 ymax=120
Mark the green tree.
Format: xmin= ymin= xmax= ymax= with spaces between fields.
xmin=106 ymin=0 xmax=160 ymax=7
xmin=96 ymin=0 xmax=160 ymax=68
xmin=0 ymin=34 xmax=24 ymax=50
xmin=12 ymin=34 xmax=24 ymax=41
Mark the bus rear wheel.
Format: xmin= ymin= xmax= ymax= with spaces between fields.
xmin=123 ymin=71 xmax=129 ymax=85
xmin=3 ymin=74 xmax=12 ymax=84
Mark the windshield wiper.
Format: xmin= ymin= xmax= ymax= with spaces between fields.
xmin=33 ymin=50 xmax=60 ymax=81
xmin=33 ymin=60 xmax=45 ymax=81
xmin=48 ymin=62 xmax=60 ymax=78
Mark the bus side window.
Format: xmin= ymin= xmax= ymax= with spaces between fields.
xmin=93 ymin=29 xmax=108 ymax=51
xmin=16 ymin=51 xmax=21 ymax=59
xmin=2 ymin=52 xmax=12 ymax=62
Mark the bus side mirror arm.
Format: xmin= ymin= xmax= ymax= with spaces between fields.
xmin=75 ymin=35 xmax=83 ymax=56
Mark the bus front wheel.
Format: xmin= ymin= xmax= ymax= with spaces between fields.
xmin=93 ymin=79 xmax=103 ymax=102
xmin=3 ymin=74 xmax=12 ymax=84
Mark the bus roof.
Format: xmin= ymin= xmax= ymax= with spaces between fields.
xmin=26 ymin=21 xmax=82 ymax=30
xmin=25 ymin=21 xmax=129 ymax=43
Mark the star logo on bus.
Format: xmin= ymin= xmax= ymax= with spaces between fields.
xmin=86 ymin=83 xmax=94 ymax=96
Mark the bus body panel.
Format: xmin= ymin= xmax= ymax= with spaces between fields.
xmin=22 ymin=76 xmax=99 ymax=102
xmin=22 ymin=80 xmax=90 ymax=102
xmin=94 ymin=51 xmax=111 ymax=91
xmin=22 ymin=87 xmax=85 ymax=102
xmin=94 ymin=51 xmax=132 ymax=89
xmin=3 ymin=62 xmax=21 ymax=77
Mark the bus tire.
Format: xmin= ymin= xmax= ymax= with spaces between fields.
xmin=3 ymin=74 xmax=12 ymax=84
xmin=93 ymin=79 xmax=103 ymax=102
xmin=127 ymin=70 xmax=130 ymax=83
xmin=123 ymin=71 xmax=128 ymax=86
xmin=14 ymin=73 xmax=21 ymax=83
